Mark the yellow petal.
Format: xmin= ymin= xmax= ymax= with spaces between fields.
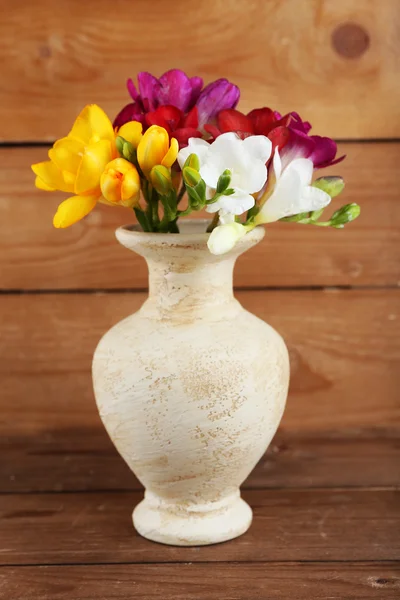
xmin=137 ymin=125 xmax=169 ymax=174
xmin=74 ymin=140 xmax=112 ymax=195
xmin=63 ymin=170 xmax=76 ymax=187
xmin=161 ymin=137 xmax=179 ymax=168
xmin=121 ymin=168 xmax=140 ymax=205
xmin=105 ymin=157 xmax=135 ymax=175
xmin=69 ymin=104 xmax=115 ymax=146
xmin=35 ymin=175 xmax=56 ymax=191
xmin=48 ymin=137 xmax=84 ymax=175
xmin=118 ymin=121 xmax=143 ymax=149
xmin=53 ymin=194 xmax=99 ymax=228
xmin=32 ymin=161 xmax=74 ymax=193
xmin=100 ymin=171 xmax=122 ymax=204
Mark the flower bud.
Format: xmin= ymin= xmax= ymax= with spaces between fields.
xmin=183 ymin=153 xmax=200 ymax=171
xmin=207 ymin=222 xmax=247 ymax=255
xmin=330 ymin=203 xmax=361 ymax=228
xmin=150 ymin=165 xmax=172 ymax=195
xmin=313 ymin=176 xmax=345 ymax=198
xmin=100 ymin=158 xmax=140 ymax=207
xmin=216 ymin=169 xmax=231 ymax=193
xmin=183 ymin=166 xmax=202 ymax=188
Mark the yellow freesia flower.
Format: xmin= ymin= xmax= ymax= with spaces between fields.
xmin=31 ymin=104 xmax=118 ymax=228
xmin=100 ymin=158 xmax=141 ymax=207
xmin=137 ymin=125 xmax=178 ymax=175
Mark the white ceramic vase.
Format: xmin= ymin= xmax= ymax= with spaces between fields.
xmin=92 ymin=220 xmax=289 ymax=546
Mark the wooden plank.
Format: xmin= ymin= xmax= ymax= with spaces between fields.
xmin=1 ymin=563 xmax=399 ymax=600
xmin=1 ymin=143 xmax=400 ymax=290
xmin=1 ymin=0 xmax=399 ymax=140
xmin=0 ymin=489 xmax=399 ymax=564
xmin=3 ymin=428 xmax=399 ymax=493
xmin=1 ymin=290 xmax=398 ymax=431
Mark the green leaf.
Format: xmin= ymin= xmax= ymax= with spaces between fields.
xmin=312 ymin=176 xmax=345 ymax=198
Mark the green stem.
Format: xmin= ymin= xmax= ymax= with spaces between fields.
xmin=176 ymin=206 xmax=193 ymax=218
xmin=168 ymin=219 xmax=179 ymax=233
xmin=134 ymin=207 xmax=153 ymax=232
xmin=177 ymin=185 xmax=186 ymax=205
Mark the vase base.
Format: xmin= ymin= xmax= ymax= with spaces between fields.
xmin=133 ymin=490 xmax=252 ymax=546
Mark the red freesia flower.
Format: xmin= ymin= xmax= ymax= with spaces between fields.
xmin=205 ymin=108 xmax=291 ymax=155
xmin=205 ymin=107 xmax=344 ymax=169
xmin=145 ymin=105 xmax=203 ymax=147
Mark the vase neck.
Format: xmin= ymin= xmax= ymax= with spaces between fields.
xmin=115 ymin=220 xmax=265 ymax=322
xmin=141 ymin=254 xmax=239 ymax=321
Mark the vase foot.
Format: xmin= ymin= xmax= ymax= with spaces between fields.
xmin=133 ymin=489 xmax=252 ymax=546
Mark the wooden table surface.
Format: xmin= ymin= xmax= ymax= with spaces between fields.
xmin=1 ymin=1 xmax=400 ymax=598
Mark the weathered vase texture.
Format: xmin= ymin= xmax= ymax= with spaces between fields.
xmin=92 ymin=220 xmax=290 ymax=546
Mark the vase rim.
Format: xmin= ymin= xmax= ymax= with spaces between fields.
xmin=116 ymin=219 xmax=265 ymax=254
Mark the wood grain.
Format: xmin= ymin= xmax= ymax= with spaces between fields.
xmin=1 ymin=290 xmax=398 ymax=435
xmin=1 ymin=0 xmax=399 ymax=141
xmin=0 ymin=489 xmax=399 ymax=564
xmin=1 ymin=563 xmax=399 ymax=600
xmin=3 ymin=427 xmax=398 ymax=493
xmin=1 ymin=143 xmax=400 ymax=290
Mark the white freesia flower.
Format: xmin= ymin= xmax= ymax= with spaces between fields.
xmin=257 ymin=149 xmax=331 ymax=223
xmin=177 ymin=133 xmax=272 ymax=216
xmin=207 ymin=222 xmax=248 ymax=255
xmin=202 ymin=133 xmax=271 ymax=215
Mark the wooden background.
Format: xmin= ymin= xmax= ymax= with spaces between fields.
xmin=0 ymin=0 xmax=399 ymax=598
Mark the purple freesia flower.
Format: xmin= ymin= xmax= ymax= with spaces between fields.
xmin=196 ymin=79 xmax=240 ymax=127
xmin=114 ymin=69 xmax=204 ymax=128
xmin=114 ymin=70 xmax=240 ymax=137
xmin=135 ymin=70 xmax=203 ymax=113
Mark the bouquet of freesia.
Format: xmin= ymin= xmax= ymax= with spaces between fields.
xmin=32 ymin=69 xmax=360 ymax=255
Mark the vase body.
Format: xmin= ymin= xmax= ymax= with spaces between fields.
xmin=92 ymin=220 xmax=289 ymax=546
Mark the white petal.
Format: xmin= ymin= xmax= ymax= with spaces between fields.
xmin=242 ymin=135 xmax=272 ymax=163
xmin=301 ymin=186 xmax=331 ymax=210
xmin=206 ymin=189 xmax=255 ymax=215
xmin=210 ymin=132 xmax=240 ymax=146
xmin=200 ymin=163 xmax=222 ymax=188
xmin=207 ymin=222 xmax=247 ymax=255
xmin=258 ymin=167 xmax=302 ymax=223
xmin=285 ymin=158 xmax=313 ymax=186
xmin=242 ymin=160 xmax=268 ymax=193
xmin=273 ymin=147 xmax=282 ymax=180
xmin=177 ymin=137 xmax=210 ymax=169
xmin=218 ymin=211 xmax=235 ymax=224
